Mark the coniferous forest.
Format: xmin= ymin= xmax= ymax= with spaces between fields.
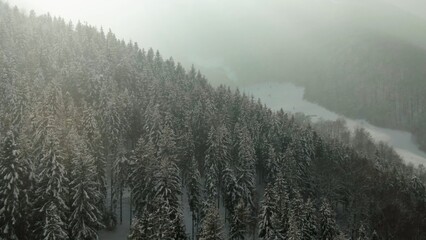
xmin=1 ymin=2 xmax=426 ymax=240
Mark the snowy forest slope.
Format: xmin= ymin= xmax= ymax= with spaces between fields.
xmin=0 ymin=2 xmax=426 ymax=240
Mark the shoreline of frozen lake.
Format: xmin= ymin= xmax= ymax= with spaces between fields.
xmin=242 ymin=82 xmax=426 ymax=167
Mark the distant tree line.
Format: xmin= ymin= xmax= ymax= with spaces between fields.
xmin=300 ymin=33 xmax=426 ymax=151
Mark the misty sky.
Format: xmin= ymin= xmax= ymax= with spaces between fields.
xmin=7 ymin=0 xmax=426 ymax=86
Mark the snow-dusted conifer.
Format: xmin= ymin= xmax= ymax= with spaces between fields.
xmin=81 ymin=104 xmax=106 ymax=211
xmin=271 ymin=173 xmax=290 ymax=238
xmin=34 ymin=133 xmax=69 ymax=240
xmin=205 ymin=125 xmax=231 ymax=206
xmin=69 ymin=145 xmax=103 ymax=239
xmin=286 ymin=190 xmax=304 ymax=240
xmin=357 ymin=224 xmax=368 ymax=240
xmin=128 ymin=213 xmax=154 ymax=239
xmin=258 ymin=184 xmax=277 ymax=240
xmin=234 ymin=123 xmax=256 ymax=208
xmin=188 ymin=155 xmax=201 ymax=239
xmin=0 ymin=131 xmax=31 ymax=239
xmin=302 ymin=198 xmax=318 ymax=240
xmin=199 ymin=203 xmax=224 ymax=240
xmin=130 ymin=137 xmax=156 ymax=215
xmin=287 ymin=210 xmax=302 ymax=240
xmin=230 ymin=200 xmax=250 ymax=240
xmin=319 ymin=199 xmax=339 ymax=240
xmin=371 ymin=230 xmax=379 ymax=240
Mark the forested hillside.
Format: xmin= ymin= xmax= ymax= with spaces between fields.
xmin=0 ymin=2 xmax=426 ymax=240
xmin=300 ymin=32 xmax=426 ymax=152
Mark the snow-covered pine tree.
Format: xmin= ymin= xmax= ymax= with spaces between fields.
xmin=149 ymin=122 xmax=187 ymax=239
xmin=223 ymin=167 xmax=239 ymax=219
xmin=130 ymin=137 xmax=156 ymax=215
xmin=319 ymin=199 xmax=339 ymax=240
xmin=113 ymin=152 xmax=130 ymax=224
xmin=131 ymin=194 xmax=170 ymax=239
xmin=69 ymin=144 xmax=103 ymax=240
xmin=286 ymin=190 xmax=304 ymax=240
xmin=271 ymin=173 xmax=290 ymax=238
xmin=151 ymin=198 xmax=176 ymax=240
xmin=258 ymin=184 xmax=277 ymax=240
xmin=128 ymin=212 xmax=154 ymax=239
xmin=292 ymin=134 xmax=315 ymax=194
xmin=157 ymin=119 xmax=178 ymax=164
xmin=33 ymin=134 xmax=69 ymax=240
xmin=199 ymin=203 xmax=224 ymax=240
xmin=1 ymin=75 xmax=29 ymax=131
xmin=230 ymin=199 xmax=250 ymax=240
xmin=188 ymin=155 xmax=201 ymax=240
xmin=265 ymin=144 xmax=278 ymax=182
xmin=234 ymin=122 xmax=256 ymax=209
xmin=371 ymin=230 xmax=379 ymax=240
xmin=98 ymin=80 xmax=127 ymax=214
xmin=302 ymin=198 xmax=318 ymax=240
xmin=153 ymin=154 xmax=186 ymax=239
xmin=81 ymin=103 xmax=106 ymax=213
xmin=143 ymin=100 xmax=163 ymax=142
xmin=179 ymin=113 xmax=196 ymax=181
xmin=357 ymin=224 xmax=368 ymax=240
xmin=0 ymin=131 xmax=31 ymax=240
xmin=205 ymin=125 xmax=231 ymax=207
xmin=287 ymin=210 xmax=302 ymax=240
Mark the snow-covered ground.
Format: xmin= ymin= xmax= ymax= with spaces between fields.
xmin=182 ymin=186 xmax=195 ymax=239
xmin=98 ymin=192 xmax=131 ymax=240
xmin=243 ymin=82 xmax=426 ymax=167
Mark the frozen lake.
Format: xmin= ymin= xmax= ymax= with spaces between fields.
xmin=243 ymin=82 xmax=426 ymax=167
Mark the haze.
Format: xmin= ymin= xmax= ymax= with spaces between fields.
xmin=7 ymin=0 xmax=426 ymax=86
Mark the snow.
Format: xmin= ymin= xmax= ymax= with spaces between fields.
xmin=243 ymin=82 xmax=426 ymax=166
xmin=182 ymin=186 xmax=194 ymax=239
xmin=98 ymin=193 xmax=131 ymax=240
xmin=98 ymin=187 xmax=196 ymax=240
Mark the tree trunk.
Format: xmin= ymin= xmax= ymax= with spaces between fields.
xmin=129 ymin=191 xmax=133 ymax=227
xmin=120 ymin=185 xmax=123 ymax=224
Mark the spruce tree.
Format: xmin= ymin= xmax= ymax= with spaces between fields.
xmin=34 ymin=135 xmax=69 ymax=240
xmin=69 ymin=148 xmax=103 ymax=239
xmin=287 ymin=190 xmax=304 ymax=240
xmin=357 ymin=224 xmax=368 ymax=240
xmin=272 ymin=174 xmax=290 ymax=238
xmin=234 ymin=123 xmax=256 ymax=208
xmin=81 ymin=104 xmax=106 ymax=213
xmin=371 ymin=230 xmax=379 ymax=240
xmin=319 ymin=199 xmax=339 ymax=240
xmin=205 ymin=125 xmax=231 ymax=207
xmin=302 ymin=198 xmax=318 ymax=240
xmin=199 ymin=204 xmax=224 ymax=240
xmin=130 ymin=137 xmax=156 ymax=215
xmin=128 ymin=212 xmax=154 ymax=239
xmin=153 ymin=157 xmax=186 ymax=239
xmin=258 ymin=184 xmax=277 ymax=240
xmin=153 ymin=122 xmax=187 ymax=239
xmin=0 ymin=131 xmax=31 ymax=240
xmin=230 ymin=200 xmax=250 ymax=240
xmin=151 ymin=198 xmax=176 ymax=239
xmin=188 ymin=156 xmax=201 ymax=239
xmin=287 ymin=210 xmax=302 ymax=240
